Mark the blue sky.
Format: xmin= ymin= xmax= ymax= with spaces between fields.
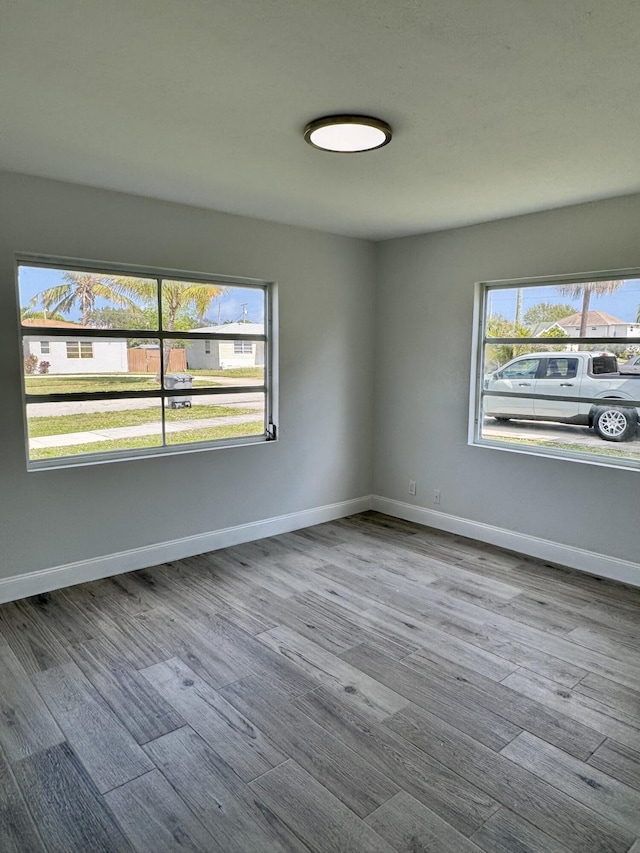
xmin=489 ymin=280 xmax=640 ymax=324
xmin=18 ymin=266 xmax=265 ymax=325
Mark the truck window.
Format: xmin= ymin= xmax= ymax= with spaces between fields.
xmin=591 ymin=355 xmax=618 ymax=375
xmin=501 ymin=358 xmax=540 ymax=379
xmin=544 ymin=358 xmax=577 ymax=379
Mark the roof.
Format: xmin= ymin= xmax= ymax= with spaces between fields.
xmin=556 ymin=311 xmax=627 ymax=327
xmin=22 ymin=318 xmax=86 ymax=329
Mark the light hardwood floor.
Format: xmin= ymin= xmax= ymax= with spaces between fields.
xmin=0 ymin=511 xmax=639 ymax=852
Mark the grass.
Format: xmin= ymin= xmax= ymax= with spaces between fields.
xmin=24 ymin=369 xmax=263 ymax=395
xmin=25 ymin=374 xmax=161 ymax=394
xmin=29 ymin=422 xmax=264 ymax=461
xmin=489 ymin=434 xmax=640 ymax=459
xmin=188 ymin=367 xmax=264 ymax=379
xmin=27 ymin=404 xmax=255 ymax=437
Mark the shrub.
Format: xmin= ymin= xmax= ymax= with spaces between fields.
xmin=24 ymin=354 xmax=39 ymax=374
xmin=39 ymin=361 xmax=50 ymax=374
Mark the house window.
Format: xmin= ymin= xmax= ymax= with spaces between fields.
xmin=40 ymin=341 xmax=50 ymax=354
xmin=18 ymin=256 xmax=277 ymax=470
xmin=234 ymin=340 xmax=253 ymax=354
xmin=66 ymin=341 xmax=94 ymax=359
xmin=471 ymin=271 xmax=640 ymax=470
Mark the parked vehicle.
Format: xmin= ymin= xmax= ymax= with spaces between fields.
xmin=619 ymin=354 xmax=640 ymax=375
xmin=483 ymin=351 xmax=640 ymax=441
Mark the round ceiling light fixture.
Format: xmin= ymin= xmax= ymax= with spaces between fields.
xmin=303 ymin=115 xmax=392 ymax=153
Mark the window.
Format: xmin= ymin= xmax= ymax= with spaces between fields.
xmin=18 ymin=256 xmax=277 ymax=469
xmin=40 ymin=341 xmax=50 ymax=354
xmin=471 ymin=271 xmax=640 ymax=469
xmin=66 ymin=341 xmax=93 ymax=359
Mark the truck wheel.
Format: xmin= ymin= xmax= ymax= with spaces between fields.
xmin=593 ymin=406 xmax=637 ymax=442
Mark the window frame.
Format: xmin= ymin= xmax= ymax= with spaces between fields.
xmin=17 ymin=254 xmax=278 ymax=471
xmin=470 ymin=268 xmax=640 ymax=471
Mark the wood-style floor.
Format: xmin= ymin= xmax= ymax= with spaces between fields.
xmin=0 ymin=512 xmax=639 ymax=853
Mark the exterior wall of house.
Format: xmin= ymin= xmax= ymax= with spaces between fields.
xmin=24 ymin=337 xmax=128 ymax=373
xmin=562 ymin=323 xmax=640 ymax=338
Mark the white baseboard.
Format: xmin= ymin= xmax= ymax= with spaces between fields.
xmin=0 ymin=496 xmax=372 ymax=604
xmin=371 ymin=495 xmax=640 ymax=589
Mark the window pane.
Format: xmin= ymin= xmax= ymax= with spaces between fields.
xmin=19 ymin=266 xmax=158 ymax=329
xmin=477 ymin=275 xmax=640 ymax=468
xmin=164 ymin=392 xmax=265 ymax=445
xmin=23 ymin=337 xmax=161 ymax=395
xmin=162 ymin=280 xmax=264 ymax=330
xmin=167 ymin=339 xmax=265 ymax=387
xmin=26 ymin=399 xmax=163 ymax=462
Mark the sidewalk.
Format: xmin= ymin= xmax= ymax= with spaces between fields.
xmin=29 ymin=413 xmax=264 ymax=449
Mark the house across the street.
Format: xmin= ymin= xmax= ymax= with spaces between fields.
xmin=185 ymin=323 xmax=265 ymax=370
xmin=555 ymin=310 xmax=640 ymax=338
xmin=22 ymin=319 xmax=128 ymax=373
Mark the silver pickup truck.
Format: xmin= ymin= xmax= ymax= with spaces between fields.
xmin=483 ymin=351 xmax=640 ymax=441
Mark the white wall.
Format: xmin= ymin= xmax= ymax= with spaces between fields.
xmin=0 ymin=172 xmax=375 ymax=579
xmin=373 ymin=194 xmax=640 ymax=570
xmin=25 ymin=337 xmax=128 ymax=373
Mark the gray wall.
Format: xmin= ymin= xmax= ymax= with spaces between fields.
xmin=0 ymin=172 xmax=376 ymax=577
xmin=374 ymin=194 xmax=640 ymax=564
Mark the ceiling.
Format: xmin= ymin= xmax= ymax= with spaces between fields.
xmin=2 ymin=0 xmax=640 ymax=240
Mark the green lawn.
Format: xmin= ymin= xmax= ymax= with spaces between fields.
xmin=24 ymin=370 xmax=263 ymax=395
xmin=28 ymin=403 xmax=255 ymax=437
xmin=25 ymin=374 xmax=160 ymax=394
xmin=29 ymin=422 xmax=264 ymax=460
xmin=492 ymin=435 xmax=639 ymax=459
xmin=189 ymin=367 xmax=264 ymax=379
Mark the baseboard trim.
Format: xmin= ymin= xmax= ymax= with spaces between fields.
xmin=0 ymin=496 xmax=373 ymax=604
xmin=371 ymin=495 xmax=640 ymax=589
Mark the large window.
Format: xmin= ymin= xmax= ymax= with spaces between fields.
xmin=18 ymin=256 xmax=277 ymax=469
xmin=471 ymin=271 xmax=640 ymax=469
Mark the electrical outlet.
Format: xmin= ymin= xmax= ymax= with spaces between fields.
xmin=433 ymin=489 xmax=441 ymax=504
xmin=408 ymin=479 xmax=417 ymax=496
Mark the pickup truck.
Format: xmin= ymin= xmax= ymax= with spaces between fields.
xmin=483 ymin=351 xmax=640 ymax=441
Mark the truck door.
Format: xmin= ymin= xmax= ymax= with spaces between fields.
xmin=533 ymin=357 xmax=581 ymax=418
xmin=484 ymin=356 xmax=540 ymax=417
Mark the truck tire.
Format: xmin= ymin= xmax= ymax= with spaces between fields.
xmin=593 ymin=406 xmax=638 ymax=442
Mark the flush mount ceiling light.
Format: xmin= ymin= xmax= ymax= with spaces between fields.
xmin=303 ymin=115 xmax=392 ymax=153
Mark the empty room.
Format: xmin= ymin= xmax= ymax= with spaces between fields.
xmin=0 ymin=1 xmax=639 ymax=851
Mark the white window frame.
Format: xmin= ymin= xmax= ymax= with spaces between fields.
xmin=234 ymin=340 xmax=253 ymax=354
xmin=40 ymin=340 xmax=50 ymax=354
xmin=17 ymin=254 xmax=278 ymax=471
xmin=470 ymin=268 xmax=640 ymax=471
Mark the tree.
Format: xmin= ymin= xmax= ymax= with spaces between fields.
xmin=556 ymin=280 xmax=625 ymax=337
xmin=31 ymin=271 xmax=148 ymax=326
xmin=20 ymin=307 xmax=67 ymax=322
xmin=157 ymin=281 xmax=225 ymax=372
xmin=484 ymin=315 xmax=536 ymax=371
xmin=523 ymin=302 xmax=576 ymax=326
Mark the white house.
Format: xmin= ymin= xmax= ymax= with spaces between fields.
xmin=185 ymin=323 xmax=265 ymax=370
xmin=556 ymin=310 xmax=640 ymax=338
xmin=22 ymin=319 xmax=128 ymax=374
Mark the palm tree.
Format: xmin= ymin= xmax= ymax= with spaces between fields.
xmin=159 ymin=280 xmax=226 ymax=372
xmin=556 ymin=280 xmax=625 ymax=337
xmin=32 ymin=271 xmax=150 ymax=326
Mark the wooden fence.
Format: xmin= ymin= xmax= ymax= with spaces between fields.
xmin=127 ymin=348 xmax=187 ymax=374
